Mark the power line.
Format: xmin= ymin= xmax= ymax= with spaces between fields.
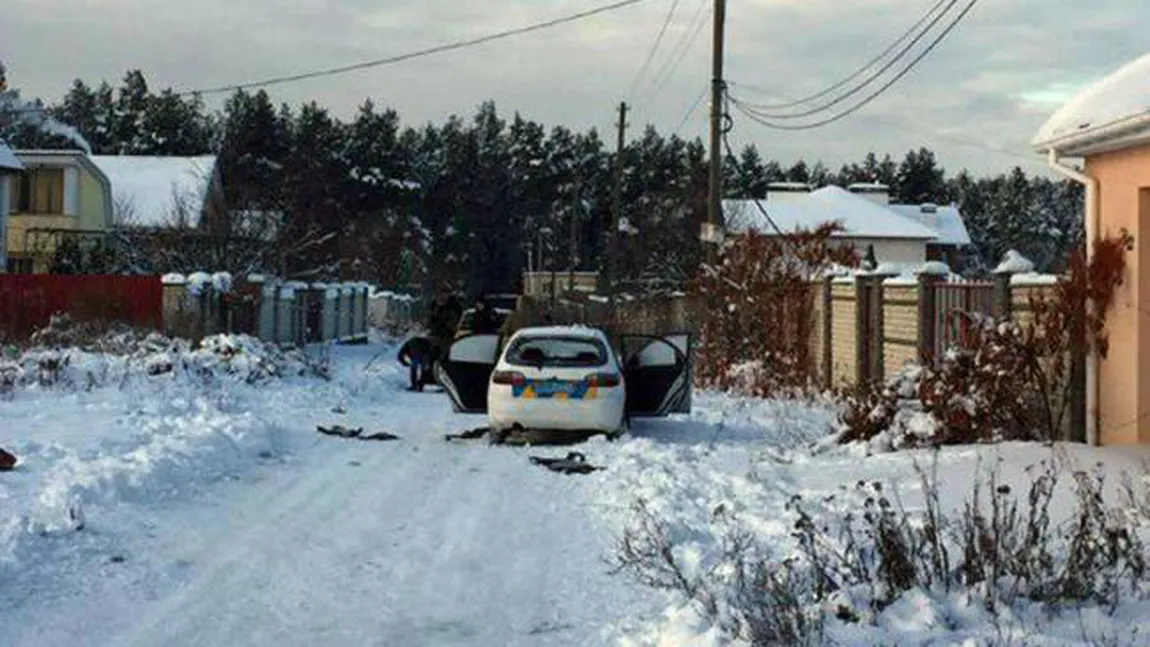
xmin=734 ymin=0 xmax=953 ymax=112
xmin=672 ymin=85 xmax=708 ymax=137
xmin=730 ymin=0 xmax=978 ymax=131
xmin=737 ymin=0 xmax=961 ymax=120
xmin=627 ymin=0 xmax=682 ymax=101
xmin=178 ymin=0 xmax=650 ymax=96
xmin=633 ymin=0 xmax=711 ymax=108
xmin=728 ymin=79 xmax=1042 ymax=166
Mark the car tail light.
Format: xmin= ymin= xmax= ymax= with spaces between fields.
xmin=586 ymin=372 xmax=621 ymax=387
xmin=492 ymin=370 xmax=526 ymax=386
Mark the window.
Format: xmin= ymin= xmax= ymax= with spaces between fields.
xmin=505 ymin=335 xmax=608 ymax=368
xmin=5 ymin=257 xmax=33 ymax=274
xmin=11 ymin=168 xmax=65 ymax=215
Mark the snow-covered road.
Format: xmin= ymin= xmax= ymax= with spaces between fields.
xmin=0 ymin=344 xmax=663 ymax=646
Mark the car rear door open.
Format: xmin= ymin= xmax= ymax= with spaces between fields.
xmin=621 ymin=334 xmax=692 ymax=417
xmin=436 ymin=334 xmax=500 ymax=413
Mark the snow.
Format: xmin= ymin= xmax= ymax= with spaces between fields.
xmin=3 ymin=338 xmax=1150 ymax=646
xmin=90 ymin=155 xmax=216 ymax=228
xmin=185 ymin=272 xmax=213 ymax=295
xmin=995 ymin=249 xmax=1037 ymax=274
xmin=888 ymin=203 xmax=972 ymax=245
xmin=1011 ymin=272 xmax=1060 ymax=287
xmin=725 ymin=186 xmax=941 ymax=240
xmin=915 ymin=260 xmax=952 ymax=276
xmin=160 ymin=273 xmax=186 ymax=286
xmin=211 ymin=271 xmax=233 ymax=293
xmin=1033 ymin=52 xmax=1150 ymax=152
xmin=0 ymin=141 xmax=23 ymax=172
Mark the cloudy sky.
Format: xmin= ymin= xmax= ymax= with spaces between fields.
xmin=2 ymin=0 xmax=1145 ymax=176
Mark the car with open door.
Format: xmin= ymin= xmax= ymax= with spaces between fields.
xmin=434 ymin=325 xmax=691 ymax=437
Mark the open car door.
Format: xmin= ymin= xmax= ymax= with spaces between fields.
xmin=435 ymin=334 xmax=501 ymax=413
xmin=621 ymin=334 xmax=692 ymax=417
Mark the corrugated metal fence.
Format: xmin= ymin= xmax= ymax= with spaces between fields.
xmin=0 ymin=274 xmax=162 ymax=341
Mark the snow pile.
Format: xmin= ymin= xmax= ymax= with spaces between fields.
xmin=3 ymin=325 xmax=328 ymax=391
xmin=995 ymin=249 xmax=1036 ymax=274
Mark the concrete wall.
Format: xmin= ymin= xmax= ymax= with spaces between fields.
xmin=1086 ymin=145 xmax=1150 ymax=445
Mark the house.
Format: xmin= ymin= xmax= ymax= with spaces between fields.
xmin=723 ymin=182 xmax=971 ymax=269
xmin=0 ymin=141 xmax=24 ymax=273
xmin=89 ymin=155 xmax=223 ymax=230
xmin=5 ymin=150 xmax=113 ymax=273
xmin=5 ymin=151 xmax=224 ymax=273
xmin=1032 ymin=51 xmax=1150 ymax=446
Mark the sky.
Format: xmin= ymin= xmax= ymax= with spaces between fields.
xmin=2 ymin=0 xmax=1146 ymax=177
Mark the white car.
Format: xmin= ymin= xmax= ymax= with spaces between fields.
xmin=435 ymin=325 xmax=691 ymax=437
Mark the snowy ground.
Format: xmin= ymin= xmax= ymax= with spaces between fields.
xmin=2 ymin=337 xmax=1150 ymax=646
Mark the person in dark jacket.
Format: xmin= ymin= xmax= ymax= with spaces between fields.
xmin=426 ymin=287 xmax=463 ymax=355
xmin=397 ymin=336 xmax=435 ymax=391
xmin=470 ymin=296 xmax=499 ymax=335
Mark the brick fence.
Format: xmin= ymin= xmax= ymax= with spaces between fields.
xmin=810 ymin=268 xmax=1061 ymax=388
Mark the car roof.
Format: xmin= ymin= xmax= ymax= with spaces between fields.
xmin=509 ymin=325 xmax=608 ymax=342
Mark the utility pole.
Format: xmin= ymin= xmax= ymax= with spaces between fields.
xmin=609 ymin=101 xmax=628 ymax=308
xmin=704 ymin=0 xmax=727 ymax=267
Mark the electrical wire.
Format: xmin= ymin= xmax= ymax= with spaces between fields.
xmin=627 ymin=0 xmax=682 ymax=101
xmin=633 ymin=0 xmax=710 ymax=107
xmin=729 ymin=0 xmax=978 ymax=131
xmin=178 ymin=0 xmax=651 ymax=96
xmin=734 ymin=0 xmax=953 ymax=111
xmin=736 ymin=0 xmax=961 ymax=119
xmin=671 ymin=84 xmax=708 ymax=138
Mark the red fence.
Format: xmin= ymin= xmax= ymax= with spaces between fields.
xmin=0 ymin=274 xmax=163 ymax=341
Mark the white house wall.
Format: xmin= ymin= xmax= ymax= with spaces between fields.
xmin=843 ymin=238 xmax=928 ymax=265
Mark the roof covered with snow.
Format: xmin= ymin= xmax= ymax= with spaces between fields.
xmin=90 ymin=155 xmax=216 ymax=227
xmin=888 ymin=204 xmax=971 ymax=245
xmin=0 ymin=141 xmax=23 ymax=172
xmin=725 ymin=186 xmax=941 ymax=241
xmin=1032 ymin=53 xmax=1150 ymax=155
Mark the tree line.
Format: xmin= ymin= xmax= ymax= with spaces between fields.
xmin=0 ymin=66 xmax=1082 ymax=291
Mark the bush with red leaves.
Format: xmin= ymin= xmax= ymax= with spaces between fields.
xmin=838 ymin=231 xmax=1131 ymax=449
xmin=693 ymin=224 xmax=858 ymax=396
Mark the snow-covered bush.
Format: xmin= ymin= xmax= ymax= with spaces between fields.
xmin=612 ymin=456 xmax=1149 ymax=645
xmin=837 ymin=231 xmax=1133 ymax=451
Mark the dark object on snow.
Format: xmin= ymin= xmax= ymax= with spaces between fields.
xmin=529 ymin=451 xmax=603 ymax=475
xmin=331 ymin=404 xmax=347 ymax=414
xmin=361 ymin=431 xmax=401 ymax=441
xmin=317 ymin=424 xmax=363 ymax=438
xmin=110 ymin=555 xmax=126 ymax=564
xmin=445 ymin=427 xmax=490 ymax=441
xmin=0 ymin=447 xmax=16 ymax=471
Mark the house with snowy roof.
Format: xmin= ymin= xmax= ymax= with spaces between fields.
xmin=1032 ymin=51 xmax=1150 ymax=446
xmin=0 ymin=141 xmax=24 ymax=273
xmin=4 ymin=150 xmax=224 ymax=272
xmin=723 ymin=182 xmax=971 ymax=270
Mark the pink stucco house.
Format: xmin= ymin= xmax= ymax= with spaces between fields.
xmin=1033 ymin=52 xmax=1150 ymax=445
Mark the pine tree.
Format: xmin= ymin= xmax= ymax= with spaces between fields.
xmin=893 ymin=147 xmax=947 ymax=204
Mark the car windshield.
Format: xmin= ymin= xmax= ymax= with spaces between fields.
xmin=506 ymin=335 xmax=607 ymax=368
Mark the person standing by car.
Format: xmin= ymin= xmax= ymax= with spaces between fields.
xmin=470 ymin=296 xmax=499 ymax=335
xmin=427 ymin=286 xmax=463 ymax=359
xmin=396 ymin=335 xmax=434 ymax=391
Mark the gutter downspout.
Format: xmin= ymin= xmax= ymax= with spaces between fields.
xmin=1046 ymin=149 xmax=1099 ymax=446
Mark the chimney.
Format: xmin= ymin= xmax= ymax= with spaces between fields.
xmin=847 ymin=182 xmax=890 ymax=205
xmin=766 ymin=181 xmax=811 ymax=203
xmin=918 ymin=202 xmax=939 ymax=230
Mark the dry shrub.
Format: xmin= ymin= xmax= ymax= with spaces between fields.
xmin=693 ymin=224 xmax=857 ymax=396
xmin=613 ymin=456 xmax=1148 ymax=645
xmin=840 ymin=231 xmax=1131 ymax=448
